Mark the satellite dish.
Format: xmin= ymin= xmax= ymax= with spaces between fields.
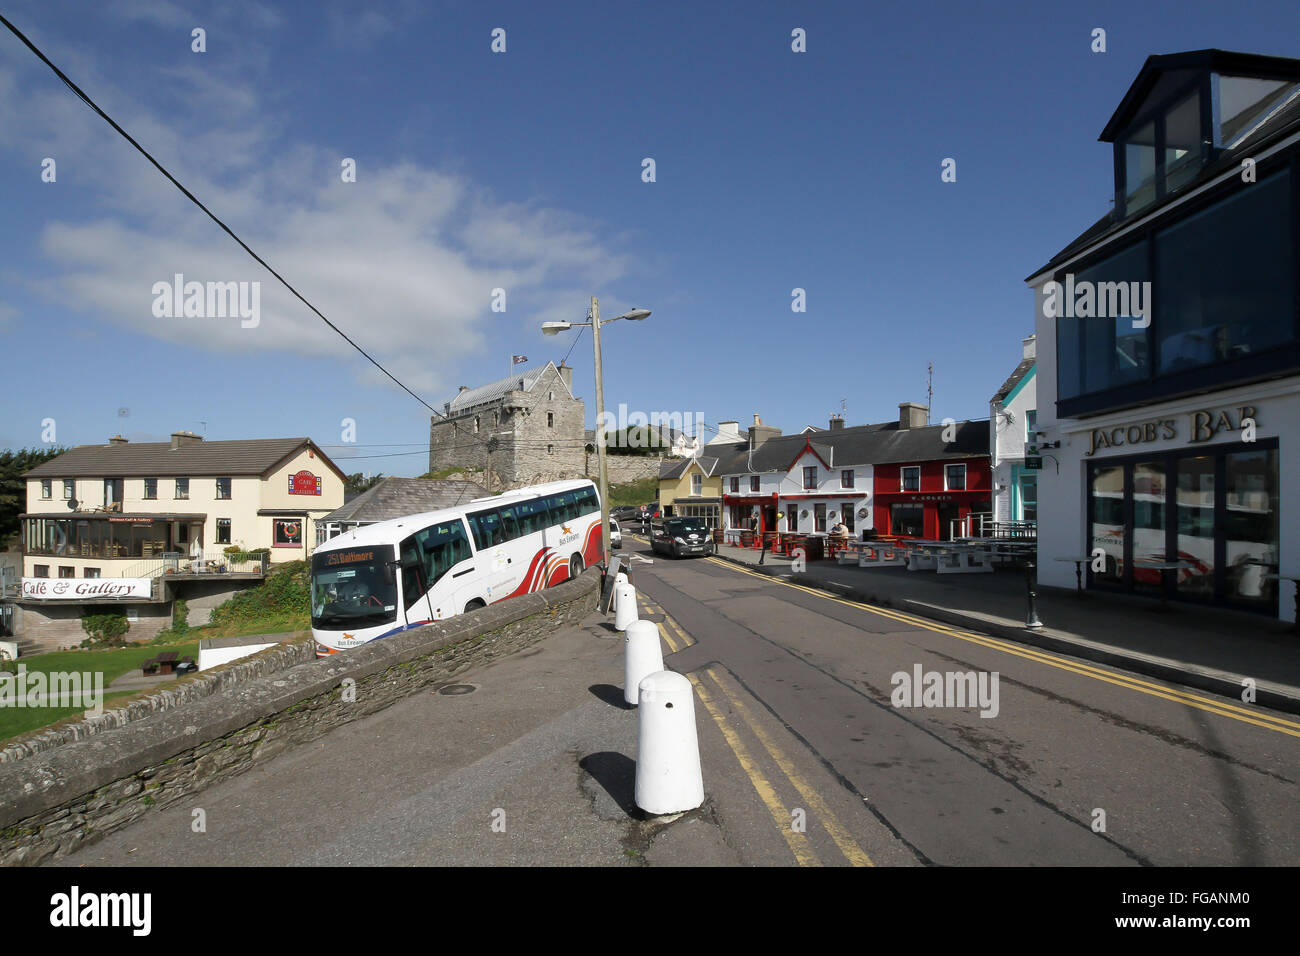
xmin=67 ymin=498 xmax=79 ymax=510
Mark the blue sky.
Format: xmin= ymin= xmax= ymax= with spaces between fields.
xmin=3 ymin=0 xmax=1300 ymax=476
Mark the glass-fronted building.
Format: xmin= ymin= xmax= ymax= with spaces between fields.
xmin=1028 ymin=50 xmax=1300 ymax=619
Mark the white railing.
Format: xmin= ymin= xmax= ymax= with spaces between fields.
xmin=950 ymin=514 xmax=1037 ymax=541
xmin=117 ymin=551 xmax=269 ymax=578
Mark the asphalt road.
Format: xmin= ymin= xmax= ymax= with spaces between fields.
xmin=626 ymin=537 xmax=1300 ymax=866
xmin=52 ymin=537 xmax=1298 ymax=867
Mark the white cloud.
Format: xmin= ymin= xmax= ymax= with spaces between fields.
xmin=1 ymin=41 xmax=629 ymax=397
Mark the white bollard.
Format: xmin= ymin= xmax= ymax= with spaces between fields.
xmin=623 ymin=620 xmax=664 ymax=706
xmin=635 ymin=671 xmax=704 ymax=815
xmin=614 ymin=580 xmax=637 ymax=631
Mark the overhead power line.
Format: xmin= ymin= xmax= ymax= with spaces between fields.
xmin=0 ymin=12 xmax=480 ymax=438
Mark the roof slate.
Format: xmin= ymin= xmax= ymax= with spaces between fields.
xmin=446 ymin=363 xmax=562 ymax=414
xmin=22 ymin=438 xmax=338 ymax=479
xmin=713 ymin=420 xmax=988 ymax=474
xmin=992 ymin=358 xmax=1035 ymax=404
xmin=321 ymin=477 xmax=489 ymax=523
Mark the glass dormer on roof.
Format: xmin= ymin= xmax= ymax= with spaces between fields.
xmin=1104 ymin=52 xmax=1300 ymax=221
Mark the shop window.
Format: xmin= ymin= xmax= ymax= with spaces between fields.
xmin=945 ymin=464 xmax=967 ymax=490
xmin=803 ymin=467 xmax=817 ymax=490
xmin=1154 ymin=171 xmax=1293 ymax=375
xmin=901 ymin=467 xmax=920 ymax=492
xmin=216 ymin=519 xmax=231 ymax=545
xmin=274 ymin=519 xmax=303 ymax=547
xmin=890 ymin=503 xmax=924 ymax=537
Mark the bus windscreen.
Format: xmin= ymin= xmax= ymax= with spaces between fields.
xmin=311 ymin=545 xmax=399 ymax=630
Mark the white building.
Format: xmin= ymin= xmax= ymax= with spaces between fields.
xmin=989 ymin=335 xmax=1038 ymax=524
xmin=1027 ymin=50 xmax=1300 ymax=621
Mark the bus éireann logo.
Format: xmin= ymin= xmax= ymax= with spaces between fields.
xmin=561 ymin=525 xmax=572 ymax=535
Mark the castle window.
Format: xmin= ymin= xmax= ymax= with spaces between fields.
xmin=547 ymin=412 xmax=554 ymax=428
xmin=547 ymin=444 xmax=554 ymax=455
xmin=475 ymin=417 xmax=480 ymax=433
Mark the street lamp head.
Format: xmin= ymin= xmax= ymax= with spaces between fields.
xmin=617 ymin=308 xmax=651 ymax=322
xmin=541 ymin=321 xmax=572 ymax=336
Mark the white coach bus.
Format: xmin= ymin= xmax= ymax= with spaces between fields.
xmin=309 ymin=479 xmax=603 ymax=656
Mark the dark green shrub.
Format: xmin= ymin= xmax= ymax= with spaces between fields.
xmin=81 ymin=611 xmax=130 ymax=646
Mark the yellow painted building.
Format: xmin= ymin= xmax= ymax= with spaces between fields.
xmin=657 ymin=455 xmax=728 ymax=527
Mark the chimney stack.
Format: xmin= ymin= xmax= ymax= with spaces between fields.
xmin=169 ymin=430 xmax=203 ymax=450
xmin=1022 ymin=334 xmax=1037 ymax=360
xmin=557 ymin=362 xmax=573 ymax=393
xmin=898 ymin=403 xmax=929 ymax=430
xmin=829 ymin=415 xmax=844 ymax=431
xmin=748 ymin=413 xmax=782 ymax=449
xmin=108 ymin=435 xmax=128 ymax=445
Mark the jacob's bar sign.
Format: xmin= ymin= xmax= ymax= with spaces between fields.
xmin=1086 ymin=405 xmax=1257 ymax=456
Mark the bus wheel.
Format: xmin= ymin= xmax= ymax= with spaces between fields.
xmin=464 ymin=599 xmax=486 ymax=613
xmin=570 ymin=554 xmax=583 ymax=579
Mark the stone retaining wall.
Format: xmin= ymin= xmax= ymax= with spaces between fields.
xmin=0 ymin=570 xmax=600 ymax=865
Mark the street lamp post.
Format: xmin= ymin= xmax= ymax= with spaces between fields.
xmin=542 ymin=297 xmax=650 ymax=569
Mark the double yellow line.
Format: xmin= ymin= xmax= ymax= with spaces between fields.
xmin=637 ymin=592 xmax=871 ymax=866
xmin=637 ymin=595 xmax=694 ymax=652
xmin=705 ymin=557 xmax=1300 ymax=739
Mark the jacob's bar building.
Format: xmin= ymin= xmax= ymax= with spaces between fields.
xmin=1028 ymin=50 xmax=1300 ymax=620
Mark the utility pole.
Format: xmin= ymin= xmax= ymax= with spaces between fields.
xmin=926 ymin=362 xmax=933 ymax=425
xmin=591 ymin=296 xmax=611 ymax=564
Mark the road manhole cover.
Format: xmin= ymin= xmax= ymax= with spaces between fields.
xmin=437 ymin=683 xmax=477 ymax=696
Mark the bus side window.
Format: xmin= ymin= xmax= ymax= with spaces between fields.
xmin=400 ymin=537 xmax=426 ymax=610
xmin=498 ymin=506 xmax=520 ymax=541
xmin=469 ymin=510 xmax=501 ymax=549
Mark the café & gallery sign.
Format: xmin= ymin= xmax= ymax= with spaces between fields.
xmin=1086 ymin=405 xmax=1258 ymax=456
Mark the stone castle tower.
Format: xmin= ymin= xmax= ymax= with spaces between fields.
xmin=428 ymin=361 xmax=586 ymax=489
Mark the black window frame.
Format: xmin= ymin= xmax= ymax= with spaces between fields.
xmin=1085 ymin=437 xmax=1280 ymax=613
xmin=216 ymin=518 xmax=231 ymax=545
xmin=143 ymin=478 xmax=157 ymax=500
xmin=215 ymin=477 xmax=232 ymax=500
xmin=1058 ymin=151 xmax=1300 ymax=419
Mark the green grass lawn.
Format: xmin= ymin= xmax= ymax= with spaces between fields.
xmin=0 ymin=641 xmax=199 ymax=745
xmin=608 ymin=476 xmax=658 ymax=509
